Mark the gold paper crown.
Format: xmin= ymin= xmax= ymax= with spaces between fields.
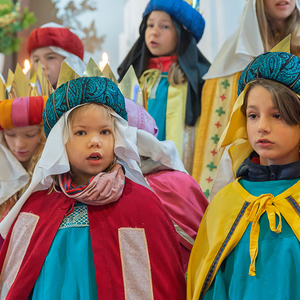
xmin=56 ymin=58 xmax=145 ymax=107
xmin=0 ymin=61 xmax=54 ymax=101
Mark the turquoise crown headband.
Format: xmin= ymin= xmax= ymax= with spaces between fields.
xmin=238 ymin=52 xmax=300 ymax=96
xmin=43 ymin=77 xmax=127 ymax=137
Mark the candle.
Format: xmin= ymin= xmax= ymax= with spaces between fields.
xmin=22 ymin=59 xmax=30 ymax=74
xmin=99 ymin=52 xmax=109 ymax=71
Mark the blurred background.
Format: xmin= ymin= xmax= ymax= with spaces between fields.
xmin=2 ymin=0 xmax=246 ymax=79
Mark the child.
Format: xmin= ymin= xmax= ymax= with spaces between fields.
xmin=187 ymin=51 xmax=300 ymax=300
xmin=27 ymin=22 xmax=86 ymax=88
xmin=125 ymin=98 xmax=209 ymax=272
xmin=0 ymin=96 xmax=47 ymax=222
xmin=0 ymin=77 xmax=186 ymax=300
xmin=192 ymin=0 xmax=300 ymax=198
xmin=118 ymin=0 xmax=210 ymax=174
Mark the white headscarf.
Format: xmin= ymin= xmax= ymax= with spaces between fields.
xmin=204 ymin=0 xmax=300 ymax=79
xmin=38 ymin=23 xmax=86 ymax=76
xmin=0 ymin=133 xmax=29 ymax=205
xmin=0 ymin=105 xmax=186 ymax=238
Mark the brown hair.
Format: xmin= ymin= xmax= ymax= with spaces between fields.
xmin=256 ymin=0 xmax=300 ymax=55
xmin=242 ymin=78 xmax=300 ymax=125
xmin=0 ymin=125 xmax=46 ymax=219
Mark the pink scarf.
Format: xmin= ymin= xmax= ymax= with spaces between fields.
xmin=59 ymin=164 xmax=125 ymax=205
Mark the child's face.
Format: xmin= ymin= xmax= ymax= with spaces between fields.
xmin=145 ymin=10 xmax=178 ymax=57
xmin=263 ymin=0 xmax=296 ymax=28
xmin=246 ymin=85 xmax=300 ymax=166
xmin=3 ymin=125 xmax=41 ymax=168
xmin=65 ymin=106 xmax=115 ymax=186
xmin=30 ymin=47 xmax=65 ymax=88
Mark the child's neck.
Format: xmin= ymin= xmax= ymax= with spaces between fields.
xmin=148 ymin=55 xmax=178 ymax=72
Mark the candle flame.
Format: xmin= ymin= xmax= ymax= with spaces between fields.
xmin=22 ymin=59 xmax=30 ymax=74
xmin=99 ymin=52 xmax=109 ymax=71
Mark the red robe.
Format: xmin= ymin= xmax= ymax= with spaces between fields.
xmin=0 ymin=179 xmax=186 ymax=300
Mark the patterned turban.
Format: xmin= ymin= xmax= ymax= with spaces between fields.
xmin=238 ymin=52 xmax=300 ymax=95
xmin=143 ymin=0 xmax=205 ymax=43
xmin=43 ymin=77 xmax=127 ymax=137
xmin=0 ymin=96 xmax=47 ymax=130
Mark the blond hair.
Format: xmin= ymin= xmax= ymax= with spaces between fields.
xmin=49 ymin=103 xmax=117 ymax=192
xmin=0 ymin=126 xmax=46 ymax=219
xmin=168 ymin=61 xmax=187 ymax=86
xmin=256 ymin=0 xmax=300 ymax=55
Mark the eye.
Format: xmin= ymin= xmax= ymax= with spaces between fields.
xmin=248 ymin=113 xmax=257 ymax=120
xmin=75 ymin=131 xmax=86 ymax=136
xmin=26 ymin=134 xmax=38 ymax=138
xmin=47 ymin=56 xmax=56 ymax=61
xmin=273 ymin=114 xmax=281 ymax=119
xmin=162 ymin=25 xmax=169 ymax=29
xmin=4 ymin=132 xmax=15 ymax=137
xmin=101 ymin=130 xmax=110 ymax=135
xmin=147 ymin=23 xmax=154 ymax=28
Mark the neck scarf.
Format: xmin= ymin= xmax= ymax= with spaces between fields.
xmin=148 ymin=55 xmax=178 ymax=72
xmin=59 ymin=163 xmax=125 ymax=206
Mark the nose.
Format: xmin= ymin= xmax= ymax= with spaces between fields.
xmin=88 ymin=135 xmax=101 ymax=148
xmin=15 ymin=137 xmax=26 ymax=150
xmin=258 ymin=116 xmax=271 ymax=133
xmin=150 ymin=25 xmax=159 ymax=36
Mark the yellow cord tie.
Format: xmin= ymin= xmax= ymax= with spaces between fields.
xmin=139 ymin=69 xmax=168 ymax=99
xmin=244 ymin=194 xmax=282 ymax=276
xmin=139 ymin=69 xmax=161 ymax=97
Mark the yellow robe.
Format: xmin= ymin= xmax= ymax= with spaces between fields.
xmin=140 ymin=69 xmax=199 ymax=174
xmin=192 ymin=72 xmax=241 ymax=197
xmin=187 ymin=178 xmax=300 ymax=300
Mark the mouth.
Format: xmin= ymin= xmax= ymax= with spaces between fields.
xmin=87 ymin=152 xmax=102 ymax=160
xmin=257 ymin=139 xmax=273 ymax=145
xmin=16 ymin=151 xmax=28 ymax=156
xmin=276 ymin=1 xmax=289 ymax=6
xmin=150 ymin=41 xmax=158 ymax=47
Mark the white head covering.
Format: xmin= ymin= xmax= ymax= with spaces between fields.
xmin=0 ymin=105 xmax=186 ymax=238
xmin=0 ymin=133 xmax=30 ymax=205
xmin=38 ymin=23 xmax=86 ymax=76
xmin=204 ymin=0 xmax=300 ymax=79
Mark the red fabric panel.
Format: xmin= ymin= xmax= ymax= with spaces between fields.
xmin=28 ymin=96 xmax=46 ymax=126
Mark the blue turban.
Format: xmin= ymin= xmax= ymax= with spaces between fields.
xmin=143 ymin=0 xmax=205 ymax=43
xmin=43 ymin=77 xmax=127 ymax=137
xmin=238 ymin=52 xmax=300 ymax=95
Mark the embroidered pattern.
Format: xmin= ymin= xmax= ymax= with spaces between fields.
xmin=43 ymin=77 xmax=127 ymax=137
xmin=286 ymin=195 xmax=300 ymax=217
xmin=199 ymin=202 xmax=250 ymax=300
xmin=59 ymin=205 xmax=89 ymax=229
xmin=118 ymin=228 xmax=154 ymax=300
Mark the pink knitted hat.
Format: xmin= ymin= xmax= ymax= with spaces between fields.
xmin=124 ymin=98 xmax=158 ymax=137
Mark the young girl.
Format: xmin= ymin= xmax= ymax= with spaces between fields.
xmin=0 ymin=96 xmax=46 ymax=222
xmin=192 ymin=0 xmax=300 ymax=198
xmin=0 ymin=77 xmax=186 ymax=300
xmin=118 ymin=0 xmax=210 ymax=173
xmin=187 ymin=51 xmax=300 ymax=300
xmin=27 ymin=22 xmax=86 ymax=88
